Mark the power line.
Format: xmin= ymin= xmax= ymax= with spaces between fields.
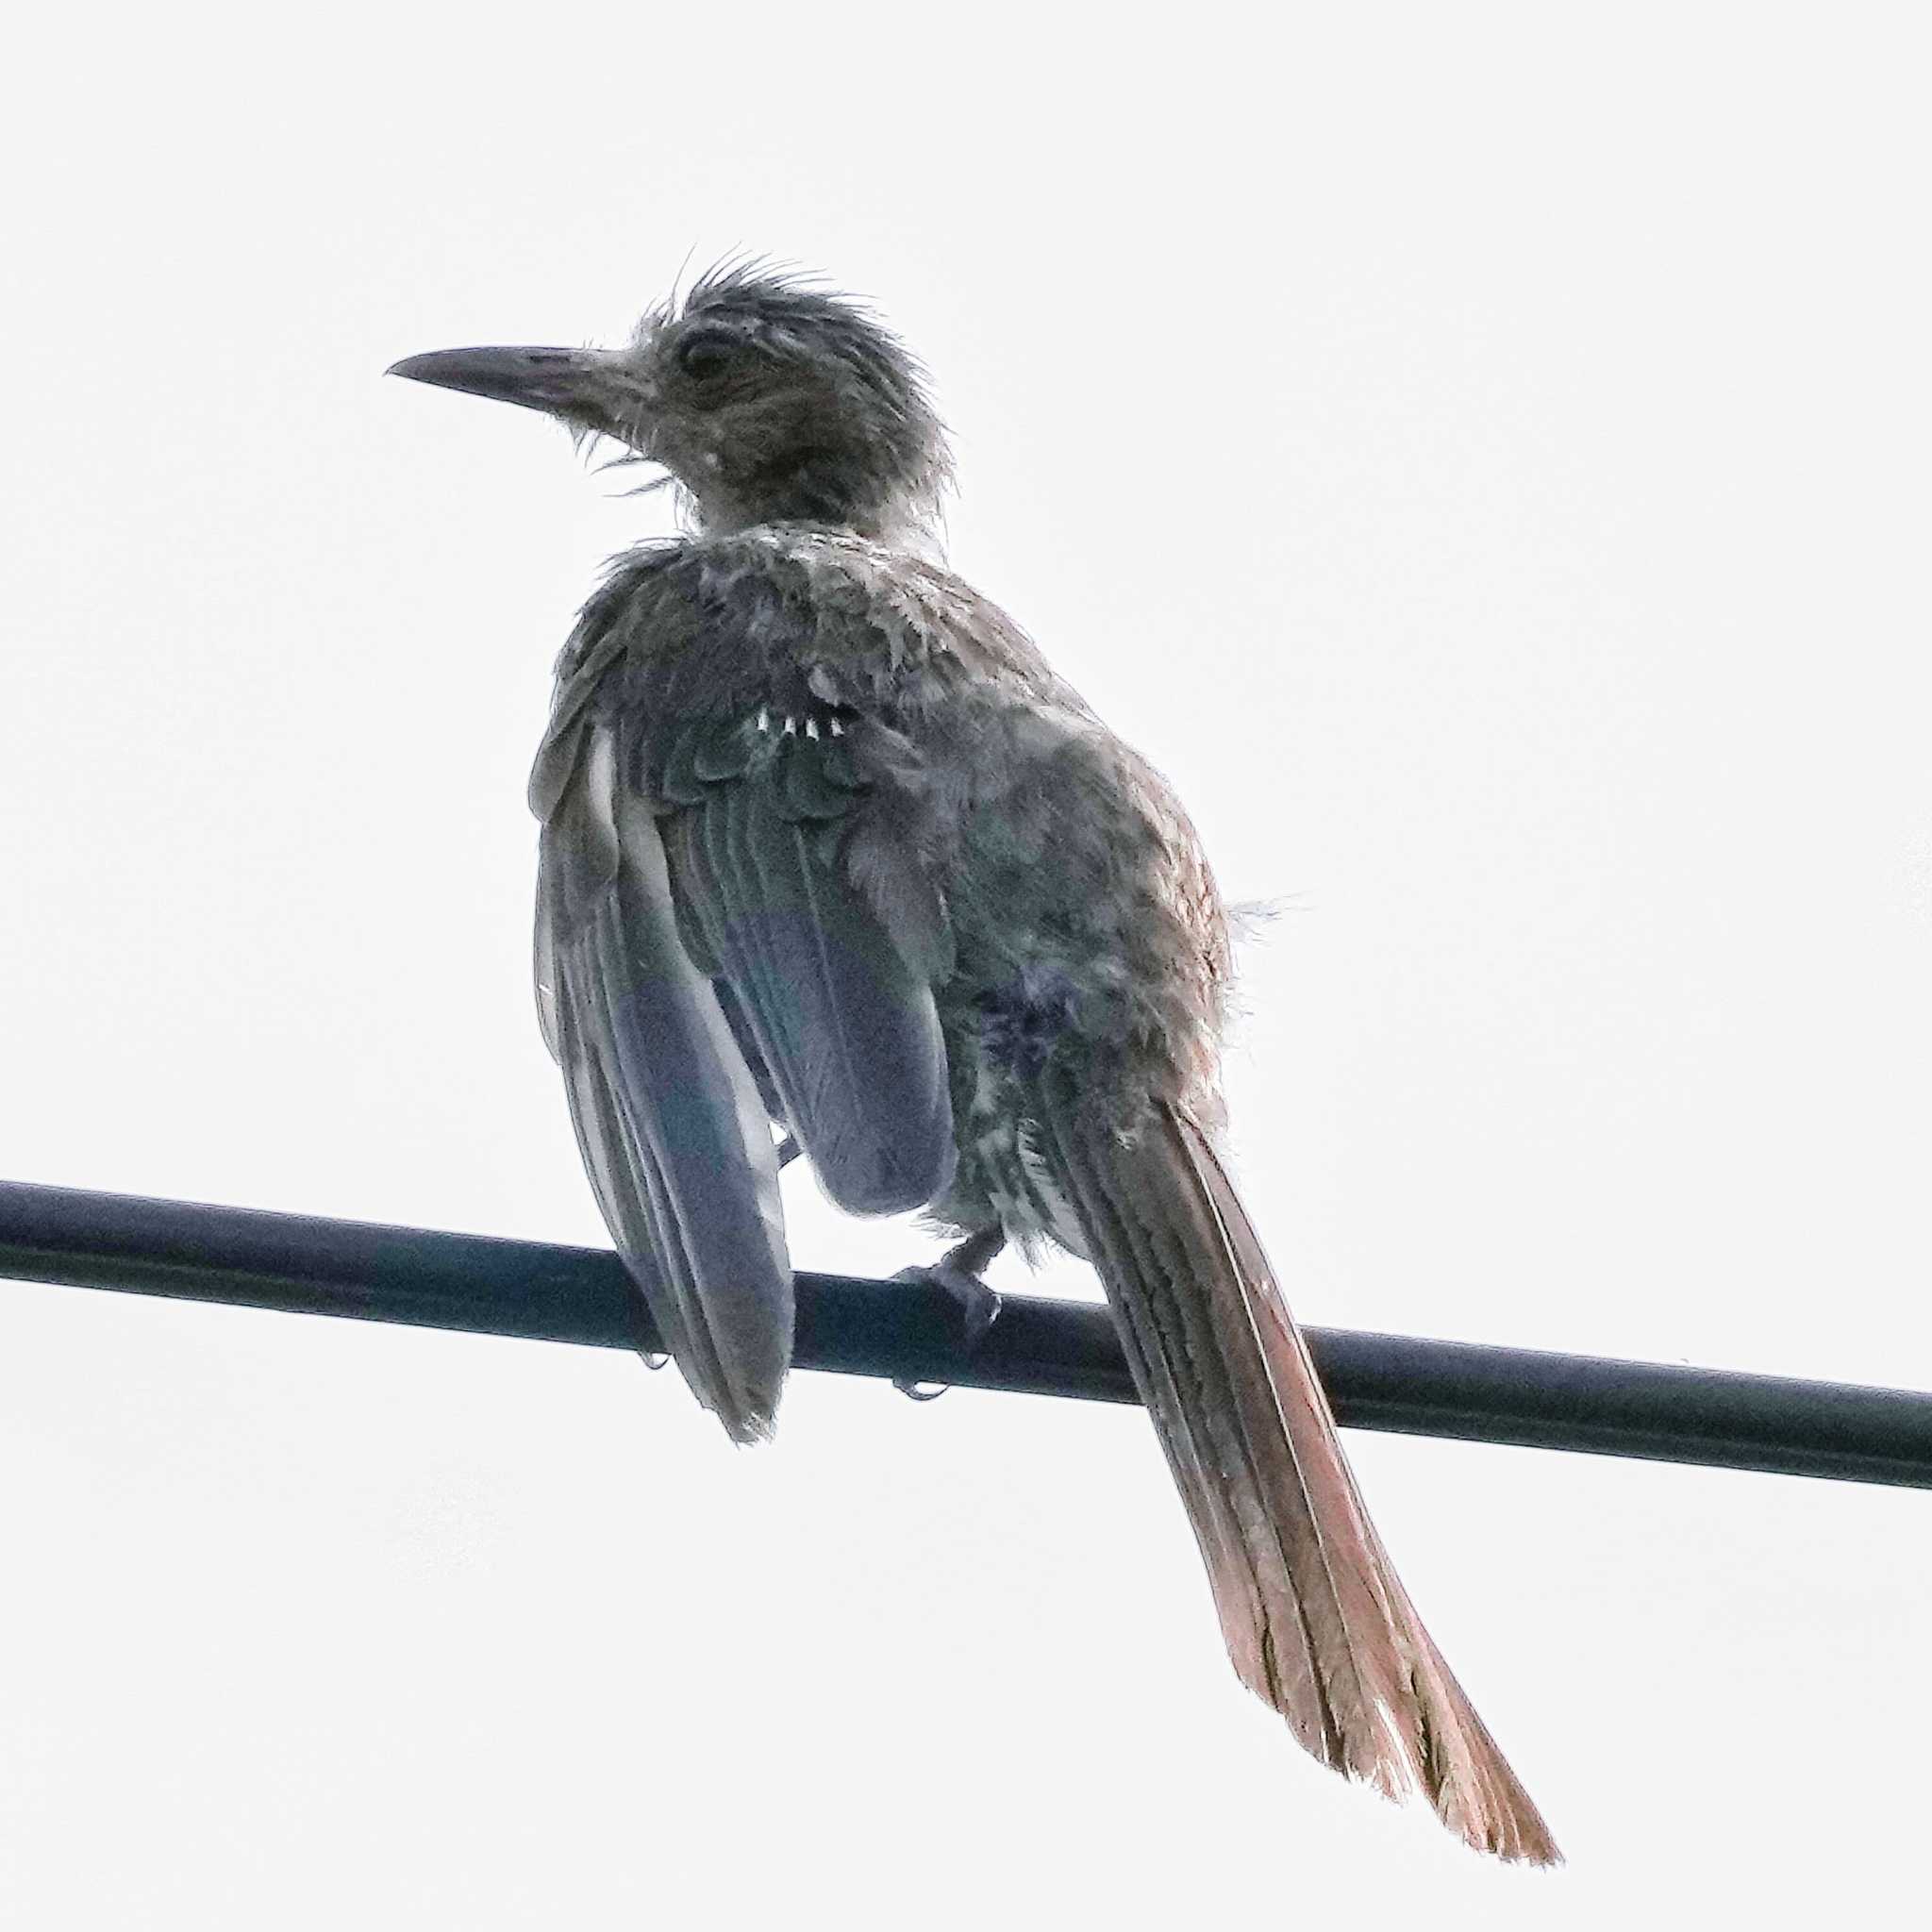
xmin=4 ymin=1177 xmax=1929 ymax=1490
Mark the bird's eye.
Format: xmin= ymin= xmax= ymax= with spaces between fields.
xmin=676 ymin=330 xmax=738 ymax=381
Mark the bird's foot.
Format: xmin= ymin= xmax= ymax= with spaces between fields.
xmin=892 ymin=1227 xmax=1007 ymax=1402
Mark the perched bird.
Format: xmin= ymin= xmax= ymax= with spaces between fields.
xmin=391 ymin=264 xmax=1558 ymax=1863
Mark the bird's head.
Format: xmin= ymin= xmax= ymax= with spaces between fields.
xmin=390 ymin=263 xmax=952 ymax=544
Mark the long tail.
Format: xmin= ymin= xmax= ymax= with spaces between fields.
xmin=1038 ymin=1087 xmax=1559 ymax=1864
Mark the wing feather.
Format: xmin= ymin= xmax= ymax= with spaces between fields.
xmin=661 ymin=742 xmax=956 ymax=1215
xmin=531 ymin=545 xmax=962 ymax=1434
xmin=540 ymin=720 xmax=792 ymax=1441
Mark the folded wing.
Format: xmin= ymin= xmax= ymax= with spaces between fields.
xmin=533 ymin=575 xmax=958 ymax=1441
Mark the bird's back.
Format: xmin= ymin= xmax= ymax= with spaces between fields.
xmin=543 ymin=524 xmax=1234 ymax=1252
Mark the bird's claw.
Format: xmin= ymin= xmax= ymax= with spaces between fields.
xmin=896 ymin=1375 xmax=951 ymax=1403
xmin=890 ymin=1249 xmax=1004 ymax=1403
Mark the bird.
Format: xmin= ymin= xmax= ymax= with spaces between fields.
xmin=390 ymin=262 xmax=1559 ymax=1864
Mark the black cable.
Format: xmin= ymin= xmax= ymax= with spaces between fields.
xmin=4 ymin=1178 xmax=1929 ymax=1489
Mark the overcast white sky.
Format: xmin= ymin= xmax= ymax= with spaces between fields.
xmin=4 ymin=4 xmax=1929 ymax=1924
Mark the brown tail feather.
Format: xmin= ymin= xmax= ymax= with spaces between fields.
xmin=1039 ymin=1086 xmax=1559 ymax=1865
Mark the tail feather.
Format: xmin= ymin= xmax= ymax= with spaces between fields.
xmin=1039 ymin=1084 xmax=1559 ymax=1865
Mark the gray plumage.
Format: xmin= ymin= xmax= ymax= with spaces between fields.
xmin=391 ymin=262 xmax=1559 ymax=1864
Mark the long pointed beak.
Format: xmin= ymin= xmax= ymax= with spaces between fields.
xmin=387 ymin=344 xmax=644 ymax=443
